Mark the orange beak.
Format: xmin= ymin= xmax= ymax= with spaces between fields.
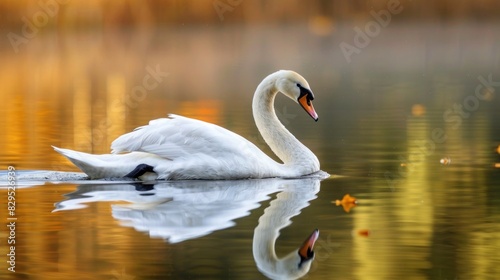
xmin=299 ymin=229 xmax=319 ymax=261
xmin=298 ymin=94 xmax=319 ymax=121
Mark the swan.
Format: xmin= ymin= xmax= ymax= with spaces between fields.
xmin=253 ymin=178 xmax=320 ymax=279
xmin=53 ymin=70 xmax=321 ymax=180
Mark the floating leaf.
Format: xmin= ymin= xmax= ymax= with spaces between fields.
xmin=332 ymin=194 xmax=358 ymax=213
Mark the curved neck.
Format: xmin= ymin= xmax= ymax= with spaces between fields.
xmin=253 ymin=191 xmax=306 ymax=269
xmin=252 ymin=180 xmax=320 ymax=278
xmin=252 ymin=73 xmax=319 ymax=175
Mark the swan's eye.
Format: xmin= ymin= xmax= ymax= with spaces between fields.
xmin=296 ymin=83 xmax=302 ymax=88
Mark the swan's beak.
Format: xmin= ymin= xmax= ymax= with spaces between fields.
xmin=298 ymin=90 xmax=319 ymax=121
xmin=299 ymin=229 xmax=319 ymax=263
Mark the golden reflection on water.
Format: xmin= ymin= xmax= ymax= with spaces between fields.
xmin=0 ymin=38 xmax=228 ymax=168
xmin=338 ymin=94 xmax=500 ymax=280
xmin=73 ymin=76 xmax=92 ymax=152
xmin=0 ymin=184 xmax=176 ymax=279
xmin=1 ymin=25 xmax=500 ymax=279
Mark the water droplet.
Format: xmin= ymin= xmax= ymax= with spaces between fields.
xmin=440 ymin=157 xmax=451 ymax=165
xmin=411 ymin=104 xmax=426 ymax=116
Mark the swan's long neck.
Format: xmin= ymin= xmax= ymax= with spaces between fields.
xmin=252 ymin=180 xmax=320 ymax=278
xmin=252 ymin=74 xmax=319 ymax=175
xmin=253 ymin=191 xmax=307 ymax=266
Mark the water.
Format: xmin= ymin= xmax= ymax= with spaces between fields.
xmin=1 ymin=23 xmax=500 ymax=279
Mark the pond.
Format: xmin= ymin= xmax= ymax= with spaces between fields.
xmin=1 ymin=23 xmax=500 ymax=279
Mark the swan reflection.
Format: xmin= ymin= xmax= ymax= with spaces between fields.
xmin=55 ymin=179 xmax=279 ymax=242
xmin=54 ymin=175 xmax=325 ymax=278
xmin=253 ymin=177 xmax=321 ymax=279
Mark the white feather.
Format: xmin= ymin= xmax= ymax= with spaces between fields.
xmin=53 ymin=70 xmax=322 ymax=180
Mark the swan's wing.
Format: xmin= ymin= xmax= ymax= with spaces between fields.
xmin=111 ymin=114 xmax=264 ymax=160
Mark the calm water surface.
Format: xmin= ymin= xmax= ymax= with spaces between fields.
xmin=1 ymin=24 xmax=500 ymax=279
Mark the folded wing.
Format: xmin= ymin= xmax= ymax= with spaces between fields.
xmin=111 ymin=114 xmax=265 ymax=161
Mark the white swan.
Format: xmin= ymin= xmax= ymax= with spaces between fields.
xmin=53 ymin=70 xmax=321 ymax=180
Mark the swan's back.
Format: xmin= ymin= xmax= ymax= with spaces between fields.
xmin=111 ymin=114 xmax=279 ymax=179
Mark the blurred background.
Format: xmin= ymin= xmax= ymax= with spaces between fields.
xmin=1 ymin=1 xmax=500 ymax=279
xmin=1 ymin=0 xmax=499 ymax=171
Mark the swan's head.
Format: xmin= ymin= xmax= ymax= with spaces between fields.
xmin=260 ymin=229 xmax=319 ymax=279
xmin=275 ymin=70 xmax=319 ymax=121
xmin=296 ymin=228 xmax=319 ymax=271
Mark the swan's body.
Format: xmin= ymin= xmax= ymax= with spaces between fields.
xmin=54 ymin=70 xmax=321 ymax=180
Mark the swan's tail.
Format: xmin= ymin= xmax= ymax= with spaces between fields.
xmin=52 ymin=146 xmax=134 ymax=179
